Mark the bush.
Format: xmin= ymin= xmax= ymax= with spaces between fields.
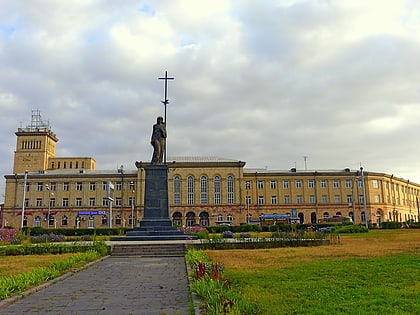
xmin=30 ymin=233 xmax=65 ymax=243
xmin=334 ymin=224 xmax=368 ymax=234
xmin=178 ymin=226 xmax=209 ymax=239
xmin=381 ymin=221 xmax=402 ymax=229
xmin=222 ymin=230 xmax=234 ymax=238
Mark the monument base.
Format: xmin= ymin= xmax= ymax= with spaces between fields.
xmin=111 ymin=164 xmax=196 ymax=241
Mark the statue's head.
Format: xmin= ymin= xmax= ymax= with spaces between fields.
xmin=157 ymin=116 xmax=164 ymax=124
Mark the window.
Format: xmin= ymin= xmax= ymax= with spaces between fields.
xmin=61 ymin=216 xmax=68 ymax=226
xmin=50 ymin=198 xmax=55 ymax=207
xmin=245 ymin=181 xmax=251 ymax=190
xmin=346 ymin=195 xmax=353 ymax=204
xmin=217 ymin=214 xmax=223 ymax=222
xmin=62 ymin=198 xmax=69 ymax=207
xmin=334 ymin=195 xmax=341 ymax=203
xmin=63 ymin=182 xmax=69 ymax=191
xmin=76 ymin=198 xmax=82 ymax=207
xmin=284 ymin=195 xmax=290 ymax=204
xmin=271 ymin=196 xmax=278 ymax=204
xmin=308 ymin=180 xmax=315 ymax=188
xmin=116 ymin=182 xmax=122 ymax=191
xmin=345 ymin=179 xmax=352 ymax=188
xmin=372 ymin=180 xmax=379 ymax=189
xmin=129 ymin=181 xmax=135 ymax=190
xmin=102 ymin=182 xmax=108 ymax=190
xmin=359 ymin=195 xmax=364 ymax=204
xmin=90 ymin=182 xmax=96 ymax=191
xmin=36 ymin=198 xmax=42 ymax=207
xmin=296 ymin=195 xmax=303 ymax=204
xmin=50 ymin=182 xmax=56 ymax=191
xmin=88 ymin=216 xmax=94 ymax=228
xmin=115 ymin=198 xmax=122 ymax=206
xmin=374 ymin=195 xmax=380 ymax=203
xmin=227 ymin=176 xmax=234 ymax=204
xmin=187 ymin=176 xmax=194 ymax=205
xmin=89 ymin=198 xmax=95 ymax=206
xmin=129 ymin=197 xmax=135 ymax=206
xmin=37 ymin=182 xmax=43 ymax=191
xmin=115 ymin=215 xmax=122 ymax=225
xmin=320 ymin=180 xmax=327 ymax=188
xmin=258 ymin=180 xmax=264 ymax=189
xmin=246 ymin=196 xmax=251 ymax=205
xmin=295 ymin=180 xmax=302 ymax=188
xmin=258 ymin=196 xmax=264 ymax=205
xmin=227 ymin=214 xmax=233 ymax=222
xmin=174 ymin=176 xmax=181 ymax=205
xmin=283 ymin=180 xmax=289 ymax=189
xmin=34 ymin=216 xmax=41 ymax=227
xmin=214 ymin=176 xmax=221 ymax=205
xmin=128 ymin=215 xmax=134 ymax=227
xmin=333 ymin=180 xmax=339 ymax=188
xmin=101 ymin=215 xmax=108 ymax=226
xmin=270 ymin=180 xmax=277 ymax=189
xmin=322 ymin=195 xmax=328 ymax=203
xmin=76 ymin=182 xmax=83 ymax=191
xmin=102 ymin=198 xmax=109 ymax=206
xmin=200 ymin=176 xmax=208 ymax=204
xmin=309 ymin=195 xmax=316 ymax=204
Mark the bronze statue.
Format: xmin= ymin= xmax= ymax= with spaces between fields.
xmin=151 ymin=116 xmax=167 ymax=164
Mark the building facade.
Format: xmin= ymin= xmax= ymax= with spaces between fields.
xmin=2 ymin=112 xmax=420 ymax=229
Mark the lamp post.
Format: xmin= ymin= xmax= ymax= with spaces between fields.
xmin=45 ymin=184 xmax=54 ymax=228
xmin=130 ymin=181 xmax=134 ymax=228
xmin=20 ymin=170 xmax=28 ymax=229
xmin=360 ymin=167 xmax=369 ymax=229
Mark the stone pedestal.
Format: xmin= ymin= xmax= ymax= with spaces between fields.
xmin=112 ymin=164 xmax=194 ymax=241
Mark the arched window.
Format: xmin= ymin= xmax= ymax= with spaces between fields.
xmin=187 ymin=176 xmax=194 ymax=205
xmin=186 ymin=212 xmax=196 ymax=226
xmin=200 ymin=176 xmax=208 ymax=204
xmin=336 ymin=212 xmax=342 ymax=216
xmin=174 ymin=176 xmax=181 ymax=205
xmin=310 ymin=212 xmax=317 ymax=224
xmin=323 ymin=212 xmax=329 ymax=219
xmin=128 ymin=215 xmax=134 ymax=227
xmin=115 ymin=215 xmax=122 ymax=225
xmin=298 ymin=213 xmax=304 ymax=224
xmin=214 ymin=176 xmax=221 ymax=205
xmin=217 ymin=214 xmax=223 ymax=222
xmin=101 ymin=215 xmax=108 ymax=226
xmin=34 ymin=216 xmax=41 ymax=227
xmin=48 ymin=215 xmax=55 ymax=227
xmin=75 ymin=216 xmax=82 ymax=228
xmin=227 ymin=176 xmax=234 ymax=204
xmin=172 ymin=212 xmax=182 ymax=226
xmin=22 ymin=216 xmax=28 ymax=227
xmin=227 ymin=214 xmax=233 ymax=222
xmin=88 ymin=216 xmax=94 ymax=228
xmin=61 ymin=215 xmax=68 ymax=226
xmin=199 ymin=212 xmax=209 ymax=226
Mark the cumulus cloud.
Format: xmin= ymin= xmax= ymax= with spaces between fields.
xmin=1 ymin=0 xmax=420 ymax=200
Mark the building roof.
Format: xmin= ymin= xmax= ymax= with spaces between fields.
xmin=167 ymin=156 xmax=242 ymax=163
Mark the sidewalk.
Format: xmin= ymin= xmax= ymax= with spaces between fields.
xmin=0 ymin=256 xmax=192 ymax=315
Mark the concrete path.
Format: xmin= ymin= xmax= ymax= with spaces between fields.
xmin=0 ymin=256 xmax=192 ymax=315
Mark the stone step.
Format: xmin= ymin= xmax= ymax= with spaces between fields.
xmin=111 ymin=243 xmax=187 ymax=257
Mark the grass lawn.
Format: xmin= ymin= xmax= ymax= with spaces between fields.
xmin=0 ymin=253 xmax=80 ymax=277
xmin=206 ymin=229 xmax=420 ymax=315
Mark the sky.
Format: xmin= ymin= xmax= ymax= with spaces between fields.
xmin=1 ymin=0 xmax=420 ymax=201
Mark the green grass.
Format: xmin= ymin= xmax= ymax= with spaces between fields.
xmin=226 ymin=254 xmax=420 ymax=315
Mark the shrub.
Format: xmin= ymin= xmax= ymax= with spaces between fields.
xmin=30 ymin=233 xmax=65 ymax=243
xmin=178 ymin=226 xmax=209 ymax=239
xmin=381 ymin=221 xmax=402 ymax=229
xmin=0 ymin=228 xmax=17 ymax=244
xmin=222 ymin=230 xmax=234 ymax=238
xmin=334 ymin=224 xmax=368 ymax=234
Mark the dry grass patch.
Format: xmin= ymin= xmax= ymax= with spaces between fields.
xmin=206 ymin=229 xmax=420 ymax=270
xmin=0 ymin=254 xmax=77 ymax=277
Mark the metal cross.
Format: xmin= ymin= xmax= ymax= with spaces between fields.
xmin=158 ymin=71 xmax=174 ymax=125
xmin=158 ymin=71 xmax=174 ymax=163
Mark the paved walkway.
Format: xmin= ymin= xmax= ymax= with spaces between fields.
xmin=0 ymin=256 xmax=192 ymax=315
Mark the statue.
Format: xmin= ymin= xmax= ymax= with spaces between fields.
xmin=151 ymin=116 xmax=167 ymax=164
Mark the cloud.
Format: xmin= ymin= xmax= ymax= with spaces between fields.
xmin=1 ymin=0 xmax=420 ymax=201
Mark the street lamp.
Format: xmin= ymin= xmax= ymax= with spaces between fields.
xmin=130 ymin=181 xmax=134 ymax=228
xmin=20 ymin=170 xmax=28 ymax=229
xmin=45 ymin=184 xmax=54 ymax=228
xmin=360 ymin=167 xmax=369 ymax=229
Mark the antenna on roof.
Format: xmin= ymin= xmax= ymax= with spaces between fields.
xmin=303 ymin=156 xmax=308 ymax=170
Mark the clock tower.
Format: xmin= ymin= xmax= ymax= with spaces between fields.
xmin=13 ymin=110 xmax=58 ymax=174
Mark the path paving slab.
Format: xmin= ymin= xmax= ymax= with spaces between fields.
xmin=0 ymin=256 xmax=191 ymax=315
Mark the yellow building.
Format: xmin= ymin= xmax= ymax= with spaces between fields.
xmin=2 ymin=111 xmax=420 ymax=229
